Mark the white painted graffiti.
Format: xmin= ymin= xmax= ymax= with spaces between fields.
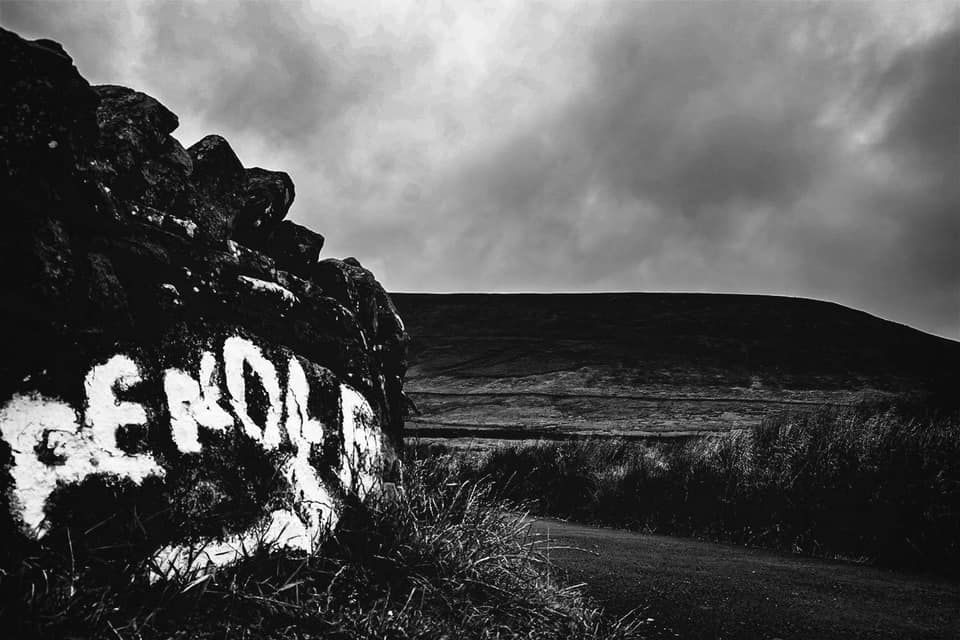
xmin=0 ymin=335 xmax=387 ymax=576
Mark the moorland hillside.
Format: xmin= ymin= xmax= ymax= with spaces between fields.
xmin=394 ymin=293 xmax=959 ymax=440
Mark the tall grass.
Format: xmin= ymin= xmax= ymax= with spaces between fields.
xmin=428 ymin=405 xmax=960 ymax=574
xmin=0 ymin=458 xmax=653 ymax=639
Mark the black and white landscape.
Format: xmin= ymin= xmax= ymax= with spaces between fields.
xmin=1 ymin=2 xmax=958 ymax=639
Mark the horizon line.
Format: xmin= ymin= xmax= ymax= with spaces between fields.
xmin=387 ymin=289 xmax=960 ymax=344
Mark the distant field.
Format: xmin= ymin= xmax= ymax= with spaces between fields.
xmin=392 ymin=293 xmax=959 ymax=442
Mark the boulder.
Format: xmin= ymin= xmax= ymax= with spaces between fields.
xmin=312 ymin=258 xmax=409 ymax=433
xmin=0 ymin=27 xmax=408 ymax=579
xmin=232 ymin=167 xmax=296 ymax=242
xmin=91 ymin=86 xmax=192 ymax=210
xmin=0 ymin=29 xmax=100 ymax=223
xmin=188 ymin=134 xmax=244 ymax=194
xmin=256 ymin=220 xmax=325 ymax=276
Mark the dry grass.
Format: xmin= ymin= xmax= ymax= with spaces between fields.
xmin=0 ymin=458 xmax=654 ymax=639
xmin=423 ymin=403 xmax=960 ymax=574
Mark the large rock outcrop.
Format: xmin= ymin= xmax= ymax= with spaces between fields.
xmin=0 ymin=28 xmax=408 ymax=576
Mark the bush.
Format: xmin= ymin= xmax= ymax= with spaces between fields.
xmin=0 ymin=458 xmax=651 ymax=639
xmin=430 ymin=405 xmax=960 ymax=574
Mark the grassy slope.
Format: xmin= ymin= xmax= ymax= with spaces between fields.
xmin=393 ymin=293 xmax=960 ymax=440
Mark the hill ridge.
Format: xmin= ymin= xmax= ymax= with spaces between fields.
xmin=392 ymin=292 xmax=957 ymax=442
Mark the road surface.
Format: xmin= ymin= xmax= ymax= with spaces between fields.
xmin=532 ymin=519 xmax=960 ymax=640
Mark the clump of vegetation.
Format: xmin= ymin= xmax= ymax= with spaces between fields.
xmin=0 ymin=458 xmax=651 ymax=639
xmin=428 ymin=404 xmax=960 ymax=574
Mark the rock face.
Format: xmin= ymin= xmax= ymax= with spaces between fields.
xmin=0 ymin=28 xmax=408 ymax=576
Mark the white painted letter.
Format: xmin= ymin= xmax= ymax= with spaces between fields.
xmin=1 ymin=356 xmax=164 ymax=537
xmin=0 ymin=394 xmax=83 ymax=534
xmin=84 ymin=354 xmax=147 ymax=451
xmin=279 ymin=357 xmax=337 ymax=543
xmin=164 ymin=351 xmax=233 ymax=453
xmin=337 ymin=384 xmax=383 ymax=499
xmin=284 ymin=357 xmax=325 ymax=446
xmin=223 ymin=336 xmax=282 ymax=449
xmin=82 ymin=354 xmax=164 ymax=480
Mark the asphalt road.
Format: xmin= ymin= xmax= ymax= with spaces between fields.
xmin=532 ymin=519 xmax=960 ymax=640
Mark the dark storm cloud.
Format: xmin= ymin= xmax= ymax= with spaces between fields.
xmin=876 ymin=22 xmax=959 ymax=169
xmin=136 ymin=1 xmax=416 ymax=149
xmin=427 ymin=2 xmax=860 ymax=284
xmin=772 ymin=19 xmax=960 ymax=337
xmin=581 ymin=4 xmax=829 ymax=217
xmin=1 ymin=1 xmax=957 ymax=337
xmin=422 ymin=3 xmax=959 ymax=337
xmin=860 ymin=22 xmax=960 ymax=335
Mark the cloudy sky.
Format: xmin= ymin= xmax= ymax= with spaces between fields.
xmin=2 ymin=1 xmax=958 ymax=338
